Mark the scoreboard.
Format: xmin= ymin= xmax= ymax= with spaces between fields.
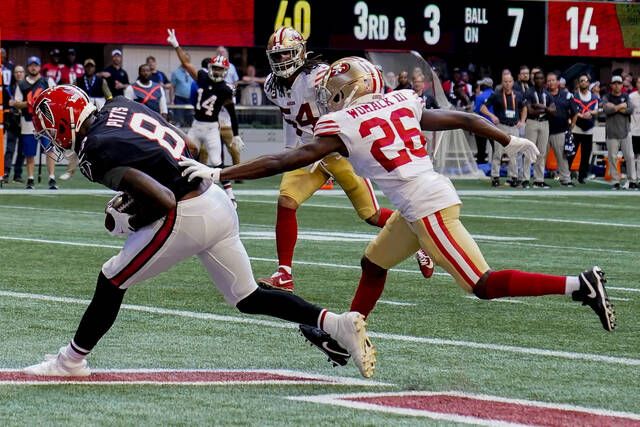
xmin=255 ymin=0 xmax=545 ymax=55
xmin=255 ymin=0 xmax=640 ymax=58
xmin=547 ymin=1 xmax=640 ymax=57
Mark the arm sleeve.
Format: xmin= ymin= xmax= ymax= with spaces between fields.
xmin=124 ymin=85 xmax=134 ymax=100
xmin=224 ymin=102 xmax=239 ymax=135
xmin=101 ymin=166 xmax=130 ymax=190
xmin=159 ymin=87 xmax=168 ymax=114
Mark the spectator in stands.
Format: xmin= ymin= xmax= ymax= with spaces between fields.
xmin=572 ymin=73 xmax=599 ymax=184
xmin=395 ymin=71 xmax=411 ymax=90
xmin=452 ymin=80 xmax=473 ymax=112
xmin=384 ymin=71 xmax=397 ymax=92
xmin=238 ymin=64 xmax=266 ymax=106
xmin=442 ymin=67 xmax=460 ymax=96
xmin=170 ymin=53 xmax=195 ymax=127
xmin=3 ymin=65 xmax=24 ymax=182
xmin=146 ymin=55 xmax=172 ymax=101
xmin=13 ymin=56 xmax=57 ymax=189
xmin=60 ymin=59 xmax=112 ymax=182
xmin=59 ymin=48 xmax=84 ymax=85
xmin=529 ymin=66 xmax=542 ymax=86
xmin=514 ymin=65 xmax=530 ymax=94
xmin=2 ymin=48 xmax=14 ymax=86
xmin=124 ymin=63 xmax=168 ymax=118
xmin=603 ymin=75 xmax=636 ymax=189
xmin=524 ymin=70 xmax=555 ymax=188
xmin=473 ymin=77 xmax=494 ymax=164
xmin=623 ymin=74 xmax=633 ymax=94
xmin=413 ymin=73 xmax=439 ymax=109
xmin=99 ymin=49 xmax=129 ymax=97
xmin=547 ymin=71 xmax=577 ymax=187
xmin=41 ymin=48 xmax=62 ymax=84
xmin=629 ymin=78 xmax=640 ymax=188
xmin=481 ymin=72 xmax=526 ymax=187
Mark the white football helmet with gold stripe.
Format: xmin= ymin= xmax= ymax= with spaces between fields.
xmin=266 ymin=27 xmax=306 ymax=78
xmin=317 ymin=56 xmax=384 ymax=112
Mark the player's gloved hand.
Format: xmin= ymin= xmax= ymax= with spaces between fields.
xmin=178 ymin=157 xmax=221 ymax=182
xmin=105 ymin=206 xmax=134 ymax=237
xmin=231 ymin=135 xmax=246 ymax=152
xmin=505 ymin=135 xmax=540 ymax=164
xmin=166 ymin=28 xmax=180 ymax=48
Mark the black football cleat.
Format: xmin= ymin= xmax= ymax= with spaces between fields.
xmin=572 ymin=266 xmax=616 ymax=332
xmin=299 ymin=324 xmax=350 ymax=367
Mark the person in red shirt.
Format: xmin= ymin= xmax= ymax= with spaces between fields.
xmin=41 ymin=48 xmax=62 ymax=84
xmin=59 ymin=48 xmax=84 ymax=85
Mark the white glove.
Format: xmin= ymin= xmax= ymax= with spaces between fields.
xmin=231 ymin=135 xmax=246 ymax=152
xmin=178 ymin=157 xmax=221 ymax=182
xmin=166 ymin=28 xmax=179 ymax=48
xmin=105 ymin=206 xmax=133 ymax=237
xmin=504 ymin=135 xmax=540 ymax=164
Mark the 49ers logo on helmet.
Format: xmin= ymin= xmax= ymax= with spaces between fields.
xmin=330 ymin=62 xmax=350 ymax=77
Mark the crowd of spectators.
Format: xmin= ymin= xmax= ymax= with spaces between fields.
xmin=391 ymin=63 xmax=639 ymax=190
xmin=2 ymin=45 xmax=639 ymax=190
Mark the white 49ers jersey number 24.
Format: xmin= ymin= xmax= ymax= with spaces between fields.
xmin=314 ymin=89 xmax=460 ymax=222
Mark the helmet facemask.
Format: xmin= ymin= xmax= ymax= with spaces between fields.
xmin=267 ymin=43 xmax=305 ymax=78
xmin=208 ymin=64 xmax=228 ymax=82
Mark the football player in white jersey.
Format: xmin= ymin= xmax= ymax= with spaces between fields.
xmin=180 ymin=58 xmax=616 ymax=350
xmin=257 ymin=27 xmax=433 ymax=292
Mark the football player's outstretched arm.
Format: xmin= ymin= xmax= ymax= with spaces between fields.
xmin=118 ymin=167 xmax=177 ymax=229
xmin=219 ymin=136 xmax=345 ymax=181
xmin=166 ymin=29 xmax=198 ymax=80
xmin=420 ymin=109 xmax=510 ymax=146
xmin=420 ymin=109 xmax=539 ymax=162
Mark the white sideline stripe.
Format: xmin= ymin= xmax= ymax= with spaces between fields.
xmin=2 ymin=289 xmax=639 ymax=368
xmin=3 ymin=235 xmax=640 ymax=291
xmin=288 ymin=390 xmax=640 ymax=423
xmin=609 ymin=297 xmax=630 ymax=302
xmin=1 ymin=188 xmax=638 ymax=197
xmin=377 ymin=300 xmax=417 ymax=307
xmin=289 ymin=394 xmax=523 ymax=426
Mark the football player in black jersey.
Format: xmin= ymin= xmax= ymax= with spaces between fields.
xmin=167 ymin=29 xmax=245 ymax=208
xmin=23 ymin=85 xmax=376 ymax=379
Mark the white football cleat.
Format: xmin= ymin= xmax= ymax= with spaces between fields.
xmin=332 ymin=312 xmax=376 ymax=378
xmin=24 ymin=347 xmax=90 ymax=376
xmin=59 ymin=172 xmax=73 ymax=181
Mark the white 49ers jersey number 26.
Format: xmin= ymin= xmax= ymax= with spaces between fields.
xmin=314 ymin=89 xmax=460 ymax=222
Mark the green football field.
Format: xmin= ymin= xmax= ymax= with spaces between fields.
xmin=0 ymin=171 xmax=638 ymax=426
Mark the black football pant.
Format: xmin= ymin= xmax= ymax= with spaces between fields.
xmin=571 ymin=133 xmax=593 ymax=181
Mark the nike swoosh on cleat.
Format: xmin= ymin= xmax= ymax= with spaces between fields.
xmin=322 ymin=341 xmax=350 ymax=357
xmin=582 ymin=274 xmax=597 ymax=299
xmin=278 ymin=279 xmax=293 ymax=284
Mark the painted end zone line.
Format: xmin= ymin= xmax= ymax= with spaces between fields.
xmin=288 ymin=391 xmax=640 ymax=426
xmin=0 ymin=369 xmax=391 ymax=387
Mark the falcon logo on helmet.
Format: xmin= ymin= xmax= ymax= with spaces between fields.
xmin=266 ymin=26 xmax=306 ymax=78
xmin=317 ymin=57 xmax=384 ymax=112
xmin=208 ymin=55 xmax=230 ymax=82
xmin=32 ymin=85 xmax=96 ymax=161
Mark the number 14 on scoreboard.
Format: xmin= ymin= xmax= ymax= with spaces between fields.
xmin=566 ymin=6 xmax=599 ymax=50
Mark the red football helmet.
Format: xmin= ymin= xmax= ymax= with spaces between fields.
xmin=208 ymin=55 xmax=230 ymax=82
xmin=32 ymin=85 xmax=96 ymax=160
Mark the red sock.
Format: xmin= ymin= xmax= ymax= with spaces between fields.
xmin=375 ymin=208 xmax=393 ymax=228
xmin=479 ymin=270 xmax=566 ymax=299
xmin=350 ymin=261 xmax=387 ymax=318
xmin=275 ymin=205 xmax=297 ymax=268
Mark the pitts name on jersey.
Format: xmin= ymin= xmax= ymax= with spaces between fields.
xmin=106 ymin=107 xmax=129 ymax=128
xmin=345 ymin=92 xmax=408 ymax=119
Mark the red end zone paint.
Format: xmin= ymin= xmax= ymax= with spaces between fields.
xmin=289 ymin=391 xmax=640 ymax=426
xmin=346 ymin=394 xmax=640 ymax=427
xmin=0 ymin=369 xmax=390 ymax=387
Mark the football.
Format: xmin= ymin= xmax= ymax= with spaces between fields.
xmin=105 ymin=192 xmax=137 ymax=232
